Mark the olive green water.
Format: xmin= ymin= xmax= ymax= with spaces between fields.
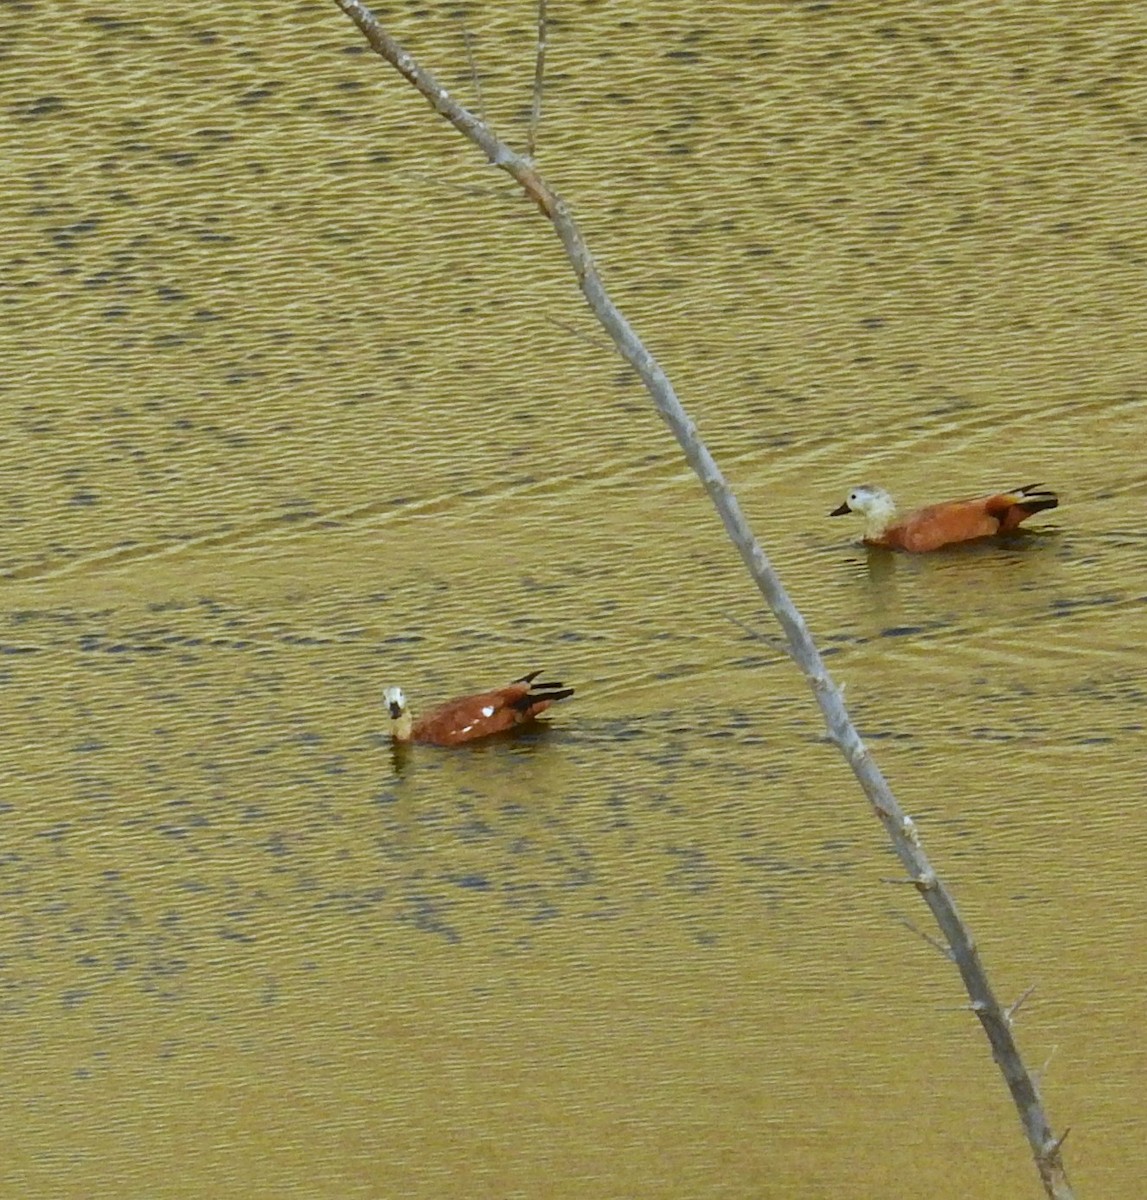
xmin=2 ymin=3 xmax=1145 ymax=1197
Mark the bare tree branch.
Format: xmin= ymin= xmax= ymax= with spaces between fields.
xmin=329 ymin=4 xmax=1074 ymax=1196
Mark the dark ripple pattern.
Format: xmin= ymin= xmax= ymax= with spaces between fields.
xmin=2 ymin=3 xmax=1145 ymax=1198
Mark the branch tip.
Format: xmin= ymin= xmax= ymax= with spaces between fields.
xmin=527 ymin=0 xmax=547 ymax=158
xmin=459 ymin=25 xmax=486 ymax=126
xmin=1006 ymin=983 xmax=1037 ymax=1023
xmin=1038 ymin=1044 xmax=1059 ymax=1081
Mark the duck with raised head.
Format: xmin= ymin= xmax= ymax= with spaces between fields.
xmin=384 ymin=670 xmax=574 ymax=746
xmin=830 ymin=483 xmax=1059 ymax=552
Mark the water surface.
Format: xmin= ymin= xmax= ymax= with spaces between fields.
xmin=2 ymin=3 xmax=1145 ymax=1197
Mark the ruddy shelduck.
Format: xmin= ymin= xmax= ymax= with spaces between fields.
xmin=830 ymin=483 xmax=1059 ymax=552
xmin=384 ymin=670 xmax=574 ymax=746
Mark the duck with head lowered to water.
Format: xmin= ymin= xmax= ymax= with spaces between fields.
xmin=384 ymin=670 xmax=574 ymax=746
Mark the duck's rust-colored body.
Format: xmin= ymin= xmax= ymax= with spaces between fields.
xmin=385 ymin=671 xmax=574 ymax=745
xmin=831 ymin=483 xmax=1059 ymax=552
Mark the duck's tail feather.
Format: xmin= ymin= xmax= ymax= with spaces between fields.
xmin=1011 ymin=483 xmax=1059 ymax=514
xmin=511 ymin=672 xmax=575 ymax=710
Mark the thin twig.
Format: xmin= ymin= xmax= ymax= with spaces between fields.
xmin=395 ymin=168 xmax=513 ymax=202
xmin=461 ymin=27 xmax=486 ymax=126
xmin=1037 ymin=1044 xmax=1060 ymax=1084
xmin=544 ymin=315 xmax=620 ymax=359
xmin=723 ymin=612 xmax=792 ymax=657
xmin=1007 ymin=983 xmax=1038 ymax=1023
xmin=899 ymin=916 xmax=954 ymax=961
xmin=527 ymin=0 xmax=547 ymax=159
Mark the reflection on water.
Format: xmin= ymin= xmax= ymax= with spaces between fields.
xmin=2 ymin=2 xmax=1145 ymax=1198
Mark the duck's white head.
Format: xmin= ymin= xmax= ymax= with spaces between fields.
xmin=383 ymin=685 xmax=414 ymax=742
xmin=830 ymin=485 xmax=898 ymax=536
